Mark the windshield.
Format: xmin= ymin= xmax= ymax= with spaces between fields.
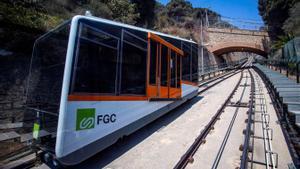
xmin=26 ymin=21 xmax=71 ymax=114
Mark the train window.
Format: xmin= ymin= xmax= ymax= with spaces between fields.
xmin=150 ymin=40 xmax=158 ymax=85
xmin=163 ymin=36 xmax=181 ymax=49
xmin=161 ymin=45 xmax=168 ymax=87
xmin=177 ymin=54 xmax=181 ymax=88
xmin=182 ymin=42 xmax=191 ymax=81
xmin=27 ymin=21 xmax=70 ymax=113
xmin=81 ymin=24 xmax=119 ymax=48
xmin=72 ymin=24 xmax=118 ymax=94
xmin=124 ymin=28 xmax=148 ymax=41
xmin=120 ymin=31 xmax=147 ymax=95
xmin=192 ymin=45 xmax=198 ymax=82
xmin=170 ymin=51 xmax=176 ymax=88
xmin=123 ymin=30 xmax=147 ymax=51
xmin=81 ymin=19 xmax=123 ymax=38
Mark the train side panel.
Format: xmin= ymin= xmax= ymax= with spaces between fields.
xmin=56 ymin=84 xmax=198 ymax=165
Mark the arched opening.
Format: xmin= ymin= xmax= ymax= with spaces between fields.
xmin=213 ymin=46 xmax=267 ymax=57
xmin=208 ymin=42 xmax=268 ymax=58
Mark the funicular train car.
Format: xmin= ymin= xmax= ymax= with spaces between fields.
xmin=26 ymin=15 xmax=200 ymax=165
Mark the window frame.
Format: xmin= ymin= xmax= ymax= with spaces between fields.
xmin=67 ymin=19 xmax=192 ymax=101
xmin=70 ymin=22 xmax=120 ymax=95
xmin=119 ymin=29 xmax=148 ymax=96
xmin=181 ymin=42 xmax=192 ymax=81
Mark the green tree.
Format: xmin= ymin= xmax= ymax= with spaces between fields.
xmin=107 ymin=0 xmax=139 ymax=24
xmin=74 ymin=0 xmax=112 ymax=19
xmin=272 ymin=34 xmax=293 ymax=50
xmin=131 ymin=0 xmax=156 ymax=28
xmin=258 ymin=0 xmax=298 ymax=41
xmin=283 ymin=2 xmax=300 ymax=36
xmin=166 ymin=0 xmax=193 ymax=22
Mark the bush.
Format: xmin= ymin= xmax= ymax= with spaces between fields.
xmin=0 ymin=2 xmax=63 ymax=31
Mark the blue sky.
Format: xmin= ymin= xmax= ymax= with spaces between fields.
xmin=157 ymin=0 xmax=264 ymax=30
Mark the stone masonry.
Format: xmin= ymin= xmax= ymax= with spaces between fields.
xmin=206 ymin=27 xmax=270 ymax=57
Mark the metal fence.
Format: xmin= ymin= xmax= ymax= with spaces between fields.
xmin=257 ymin=37 xmax=300 ymax=83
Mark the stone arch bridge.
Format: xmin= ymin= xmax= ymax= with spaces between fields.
xmin=206 ymin=27 xmax=270 ymax=57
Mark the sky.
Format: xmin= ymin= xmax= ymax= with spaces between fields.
xmin=157 ymin=0 xmax=264 ymax=30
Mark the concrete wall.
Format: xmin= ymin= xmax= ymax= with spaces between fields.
xmin=0 ymin=24 xmax=40 ymax=128
xmin=0 ymin=54 xmax=30 ymax=124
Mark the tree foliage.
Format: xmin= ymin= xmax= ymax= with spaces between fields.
xmin=0 ymin=0 xmax=140 ymax=29
xmin=0 ymin=0 xmax=236 ymax=33
xmin=131 ymin=0 xmax=156 ymax=28
xmin=166 ymin=0 xmax=193 ymax=22
xmin=0 ymin=0 xmax=238 ymax=51
xmin=272 ymin=34 xmax=294 ymax=50
xmin=258 ymin=0 xmax=298 ymax=41
xmin=283 ymin=2 xmax=300 ymax=36
xmin=106 ymin=0 xmax=139 ymax=24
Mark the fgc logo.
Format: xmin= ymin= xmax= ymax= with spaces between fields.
xmin=76 ymin=108 xmax=95 ymax=131
xmin=76 ymin=108 xmax=117 ymax=131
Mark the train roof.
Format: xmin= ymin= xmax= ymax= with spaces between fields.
xmin=73 ymin=15 xmax=197 ymax=44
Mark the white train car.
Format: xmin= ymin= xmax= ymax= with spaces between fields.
xmin=26 ymin=15 xmax=200 ymax=165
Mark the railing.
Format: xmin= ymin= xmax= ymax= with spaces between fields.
xmin=257 ymin=58 xmax=300 ymax=83
xmin=196 ymin=59 xmax=248 ymax=82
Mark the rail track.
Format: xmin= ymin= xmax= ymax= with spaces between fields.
xmin=174 ymin=69 xmax=256 ymax=169
xmin=198 ymin=70 xmax=241 ymax=94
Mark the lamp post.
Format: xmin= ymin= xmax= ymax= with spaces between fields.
xmin=199 ymin=9 xmax=210 ymax=77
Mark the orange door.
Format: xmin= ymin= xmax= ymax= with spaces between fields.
xmin=147 ymin=33 xmax=183 ymax=99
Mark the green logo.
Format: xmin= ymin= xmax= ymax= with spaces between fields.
xmin=33 ymin=123 xmax=40 ymax=139
xmin=76 ymin=108 xmax=95 ymax=131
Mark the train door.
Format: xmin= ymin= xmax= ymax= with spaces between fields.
xmin=147 ymin=33 xmax=183 ymax=99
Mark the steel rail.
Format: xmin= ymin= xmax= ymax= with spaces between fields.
xmin=197 ymin=57 xmax=251 ymax=94
xmin=198 ymin=70 xmax=242 ymax=95
xmin=173 ymin=70 xmax=244 ymax=169
xmin=198 ymin=70 xmax=235 ymax=88
xmin=212 ymin=69 xmax=250 ymax=169
xmin=240 ymin=69 xmax=255 ymax=169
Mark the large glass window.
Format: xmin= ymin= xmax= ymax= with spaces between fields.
xmin=161 ymin=45 xmax=168 ymax=86
xmin=177 ymin=54 xmax=181 ymax=88
xmin=170 ymin=51 xmax=176 ymax=88
xmin=120 ymin=31 xmax=147 ymax=95
xmin=150 ymin=40 xmax=158 ymax=85
xmin=192 ymin=44 xmax=198 ymax=82
xmin=182 ymin=42 xmax=191 ymax=81
xmin=163 ymin=36 xmax=181 ymax=49
xmin=27 ymin=21 xmax=70 ymax=113
xmin=72 ymin=24 xmax=119 ymax=94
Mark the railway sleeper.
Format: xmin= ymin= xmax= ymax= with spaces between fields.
xmin=242 ymin=129 xmax=254 ymax=135
xmin=239 ymin=144 xmax=253 ymax=152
